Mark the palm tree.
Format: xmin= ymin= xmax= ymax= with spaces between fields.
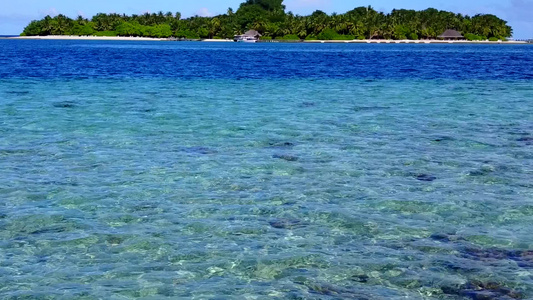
xmin=209 ymin=17 xmax=221 ymax=38
xmin=42 ymin=16 xmax=54 ymax=35
xmin=76 ymin=15 xmax=87 ymax=25
xmin=56 ymin=14 xmax=71 ymax=34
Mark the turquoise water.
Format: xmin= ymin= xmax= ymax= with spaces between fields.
xmin=1 ymin=41 xmax=533 ymax=299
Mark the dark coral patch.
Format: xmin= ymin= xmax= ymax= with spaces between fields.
xmin=415 ymin=174 xmax=436 ymax=182
xmin=53 ymin=101 xmax=76 ymax=108
xmin=442 ymin=280 xmax=523 ymax=300
xmin=430 ymin=233 xmax=451 ymax=241
xmin=5 ymin=91 xmax=30 ymax=95
xmin=300 ymin=102 xmax=316 ymax=107
xmin=516 ymin=137 xmax=533 ymax=142
xmin=433 ymin=136 xmax=455 ymax=142
xmin=268 ymin=141 xmax=295 ymax=148
xmin=181 ymin=146 xmax=218 ymax=155
xmin=462 ymin=247 xmax=533 ymax=269
xmin=269 ymin=219 xmax=304 ymax=229
xmin=273 ymin=154 xmax=299 ymax=162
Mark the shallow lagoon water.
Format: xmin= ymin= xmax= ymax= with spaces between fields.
xmin=0 ymin=41 xmax=532 ymax=299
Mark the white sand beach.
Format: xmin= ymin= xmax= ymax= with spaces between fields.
xmin=302 ymin=39 xmax=528 ymax=44
xmin=201 ymin=39 xmax=234 ymax=42
xmin=10 ymin=35 xmax=168 ymax=41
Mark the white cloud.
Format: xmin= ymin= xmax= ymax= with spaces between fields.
xmin=286 ymin=0 xmax=331 ymax=11
xmin=196 ymin=7 xmax=213 ymax=17
xmin=38 ymin=8 xmax=58 ymax=17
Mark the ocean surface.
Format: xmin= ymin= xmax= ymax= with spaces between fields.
xmin=0 ymin=40 xmax=532 ymax=299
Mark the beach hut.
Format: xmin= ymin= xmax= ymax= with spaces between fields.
xmin=244 ymin=30 xmax=261 ymax=39
xmin=234 ymin=30 xmax=262 ymax=42
xmin=438 ymin=29 xmax=465 ymax=40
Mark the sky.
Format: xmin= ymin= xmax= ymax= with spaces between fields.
xmin=0 ymin=0 xmax=532 ymax=38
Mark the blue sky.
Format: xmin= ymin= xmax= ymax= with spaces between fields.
xmin=1 ymin=0 xmax=532 ymax=38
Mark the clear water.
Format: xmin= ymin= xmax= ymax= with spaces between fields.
xmin=0 ymin=41 xmax=532 ymax=299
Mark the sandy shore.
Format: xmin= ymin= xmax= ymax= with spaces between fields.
xmin=201 ymin=39 xmax=233 ymax=42
xmin=10 ymin=35 xmax=168 ymax=41
xmin=301 ymin=39 xmax=528 ymax=44
xmin=9 ymin=36 xmax=234 ymax=42
xmin=7 ymin=35 xmax=529 ymax=44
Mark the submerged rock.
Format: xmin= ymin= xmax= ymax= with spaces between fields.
xmin=433 ymin=136 xmax=455 ymax=142
xmin=442 ymin=261 xmax=481 ymax=273
xmin=5 ymin=91 xmax=30 ymax=95
xmin=268 ymin=141 xmax=295 ymax=148
xmin=29 ymin=226 xmax=67 ymax=235
xmin=415 ymin=174 xmax=436 ymax=182
xmin=181 ymin=146 xmax=218 ymax=155
xmin=441 ymin=280 xmax=523 ymax=300
xmin=462 ymin=247 xmax=533 ymax=269
xmin=468 ymin=170 xmax=492 ymax=177
xmin=464 ymin=247 xmax=513 ymax=260
xmin=295 ymin=279 xmax=372 ymax=299
xmin=430 ymin=232 xmax=465 ymax=243
xmin=353 ymin=106 xmax=390 ymax=112
xmin=516 ymin=136 xmax=533 ymax=145
xmin=106 ymin=235 xmax=127 ymax=246
xmin=430 ymin=233 xmax=452 ymax=242
xmin=350 ymin=274 xmax=369 ymax=283
xmin=41 ymin=180 xmax=79 ymax=187
xmin=269 ymin=218 xmax=304 ymax=229
xmin=53 ymin=101 xmax=76 ymax=108
xmin=273 ymin=154 xmax=299 ymax=162
xmin=516 ymin=250 xmax=533 ymax=268
xmin=0 ymin=148 xmax=34 ymax=156
xmin=300 ymin=102 xmax=315 ymax=107
xmin=468 ymin=164 xmax=496 ymax=176
xmin=516 ymin=137 xmax=533 ymax=142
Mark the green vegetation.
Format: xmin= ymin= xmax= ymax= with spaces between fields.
xmin=21 ymin=0 xmax=512 ymax=40
xmin=464 ymin=33 xmax=486 ymax=41
xmin=275 ymin=34 xmax=300 ymax=40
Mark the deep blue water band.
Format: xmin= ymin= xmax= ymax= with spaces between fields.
xmin=1 ymin=40 xmax=532 ymax=80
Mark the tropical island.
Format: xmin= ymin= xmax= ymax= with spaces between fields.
xmin=21 ymin=0 xmax=513 ymax=41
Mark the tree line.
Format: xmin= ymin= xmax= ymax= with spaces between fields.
xmin=21 ymin=0 xmax=512 ymax=40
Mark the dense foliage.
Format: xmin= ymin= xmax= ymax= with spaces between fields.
xmin=21 ymin=0 xmax=512 ymax=40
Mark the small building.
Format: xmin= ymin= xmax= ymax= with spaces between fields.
xmin=438 ymin=29 xmax=465 ymax=40
xmin=234 ymin=30 xmax=262 ymax=42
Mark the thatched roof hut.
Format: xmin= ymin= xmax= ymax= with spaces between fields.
xmin=234 ymin=30 xmax=262 ymax=42
xmin=243 ymin=30 xmax=262 ymax=38
xmin=438 ymin=29 xmax=464 ymax=40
